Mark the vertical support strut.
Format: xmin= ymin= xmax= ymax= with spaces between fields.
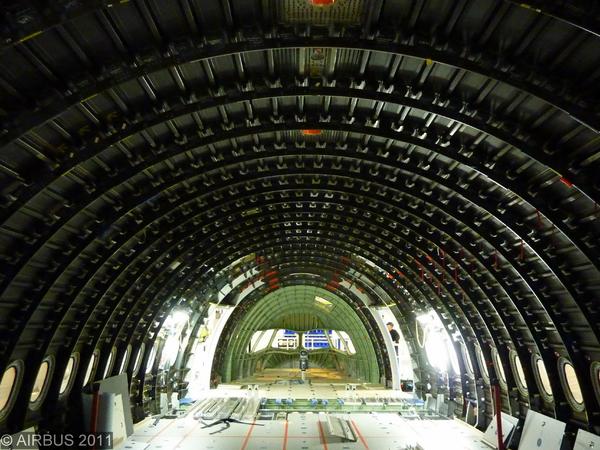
xmin=492 ymin=384 xmax=505 ymax=450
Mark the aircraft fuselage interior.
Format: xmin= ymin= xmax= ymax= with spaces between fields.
xmin=0 ymin=1 xmax=599 ymax=449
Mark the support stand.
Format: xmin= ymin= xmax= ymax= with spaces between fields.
xmin=492 ymin=385 xmax=505 ymax=450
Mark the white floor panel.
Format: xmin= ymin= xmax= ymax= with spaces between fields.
xmin=243 ymin=420 xmax=286 ymax=450
xmin=126 ymin=406 xmax=489 ymax=450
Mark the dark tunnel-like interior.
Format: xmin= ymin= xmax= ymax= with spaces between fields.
xmin=0 ymin=0 xmax=599 ymax=449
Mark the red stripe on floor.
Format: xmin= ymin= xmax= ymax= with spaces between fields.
xmin=173 ymin=421 xmax=201 ymax=449
xmin=148 ymin=419 xmax=179 ymax=443
xmin=282 ymin=420 xmax=289 ymax=450
xmin=317 ymin=420 xmax=329 ymax=450
xmin=351 ymin=419 xmax=370 ymax=450
xmin=240 ymin=420 xmax=256 ymax=450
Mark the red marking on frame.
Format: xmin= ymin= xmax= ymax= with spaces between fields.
xmin=326 ymin=280 xmax=340 ymax=291
xmin=559 ymin=177 xmax=573 ymax=188
xmin=519 ymin=240 xmax=525 ymax=261
xmin=416 ymin=262 xmax=424 ymax=281
xmin=311 ymin=0 xmax=335 ymax=5
xmin=302 ymin=129 xmax=322 ymax=135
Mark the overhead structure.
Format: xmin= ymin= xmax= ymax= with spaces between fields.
xmin=0 ymin=0 xmax=598 ymax=442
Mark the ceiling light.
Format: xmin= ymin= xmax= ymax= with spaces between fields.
xmin=302 ymin=129 xmax=322 ymax=135
xmin=163 ymin=310 xmax=189 ymax=329
xmin=315 ymin=296 xmax=332 ymax=306
xmin=416 ymin=310 xmax=437 ymax=325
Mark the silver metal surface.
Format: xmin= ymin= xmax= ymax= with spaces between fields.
xmin=575 ymin=429 xmax=600 ymax=450
xmin=518 ymin=410 xmax=566 ymax=450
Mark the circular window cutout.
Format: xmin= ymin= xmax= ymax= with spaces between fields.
xmin=423 ymin=328 xmax=459 ymax=373
xmin=534 ymin=355 xmax=553 ymax=398
xmin=59 ymin=355 xmax=78 ymax=395
xmin=132 ymin=344 xmax=144 ymax=376
xmin=119 ymin=347 xmax=130 ymax=374
xmin=145 ymin=345 xmax=158 ymax=374
xmin=511 ymin=352 xmax=528 ymax=391
xmin=83 ymin=352 xmax=98 ymax=386
xmin=103 ymin=348 xmax=115 ymax=379
xmin=494 ymin=349 xmax=506 ymax=383
xmin=461 ymin=344 xmax=474 ymax=376
xmin=476 ymin=346 xmax=489 ymax=380
xmin=561 ymin=360 xmax=584 ymax=408
xmin=0 ymin=364 xmax=20 ymax=418
xmin=30 ymin=358 xmax=53 ymax=407
xmin=592 ymin=361 xmax=600 ymax=406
